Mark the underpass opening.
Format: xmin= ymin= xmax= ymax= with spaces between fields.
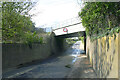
xmin=52 ymin=31 xmax=86 ymax=55
xmin=64 ymin=32 xmax=86 ymax=55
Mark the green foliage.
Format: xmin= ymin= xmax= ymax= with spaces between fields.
xmin=78 ymin=37 xmax=84 ymax=43
xmin=47 ymin=32 xmax=51 ymax=35
xmin=66 ymin=38 xmax=76 ymax=45
xmin=90 ymin=27 xmax=120 ymax=41
xmin=2 ymin=2 xmax=43 ymax=44
xmin=79 ymin=2 xmax=120 ymax=40
xmin=24 ymin=32 xmax=43 ymax=44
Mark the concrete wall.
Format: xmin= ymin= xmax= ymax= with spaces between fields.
xmin=86 ymin=32 xmax=119 ymax=78
xmin=2 ymin=43 xmax=51 ymax=72
xmin=3 ymin=33 xmax=68 ymax=72
xmin=118 ymin=33 xmax=120 ymax=80
xmin=50 ymin=32 xmax=68 ymax=55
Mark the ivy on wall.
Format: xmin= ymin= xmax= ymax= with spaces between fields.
xmin=79 ymin=2 xmax=120 ymax=40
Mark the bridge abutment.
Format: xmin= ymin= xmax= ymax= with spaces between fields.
xmin=50 ymin=32 xmax=68 ymax=55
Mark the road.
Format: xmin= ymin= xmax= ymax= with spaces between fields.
xmin=3 ymin=41 xmax=85 ymax=78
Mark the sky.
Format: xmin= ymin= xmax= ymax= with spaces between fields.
xmin=29 ymin=0 xmax=83 ymax=28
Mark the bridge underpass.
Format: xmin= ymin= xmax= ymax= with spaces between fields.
xmin=3 ymin=18 xmax=96 ymax=78
xmin=51 ymin=22 xmax=86 ymax=54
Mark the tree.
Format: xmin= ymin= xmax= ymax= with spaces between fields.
xmin=2 ymin=2 xmax=36 ymax=43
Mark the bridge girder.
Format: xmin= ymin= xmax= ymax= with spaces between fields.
xmin=54 ymin=31 xmax=85 ymax=38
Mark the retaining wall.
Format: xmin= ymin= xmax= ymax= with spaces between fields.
xmin=2 ymin=33 xmax=68 ymax=72
xmin=86 ymin=32 xmax=119 ymax=78
xmin=2 ymin=43 xmax=51 ymax=72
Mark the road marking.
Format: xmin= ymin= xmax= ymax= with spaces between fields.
xmin=7 ymin=66 xmax=37 ymax=78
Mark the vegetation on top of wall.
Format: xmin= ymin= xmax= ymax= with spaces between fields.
xmin=23 ymin=32 xmax=43 ymax=44
xmin=79 ymin=2 xmax=120 ymax=41
xmin=2 ymin=2 xmax=44 ymax=44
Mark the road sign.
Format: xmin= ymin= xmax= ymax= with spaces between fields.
xmin=63 ymin=28 xmax=68 ymax=32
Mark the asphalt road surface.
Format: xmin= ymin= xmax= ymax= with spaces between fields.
xmin=3 ymin=41 xmax=85 ymax=78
